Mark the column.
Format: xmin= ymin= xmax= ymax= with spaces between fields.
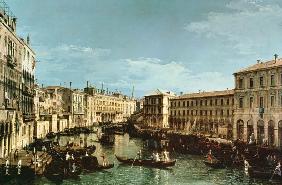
xmin=243 ymin=121 xmax=248 ymax=142
xmin=0 ymin=138 xmax=3 ymax=158
xmin=233 ymin=121 xmax=237 ymax=140
xmin=274 ymin=122 xmax=279 ymax=147
xmin=253 ymin=122 xmax=258 ymax=143
xmin=264 ymin=122 xmax=268 ymax=144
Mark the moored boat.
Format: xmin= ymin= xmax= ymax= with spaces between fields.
xmin=115 ymin=155 xmax=176 ymax=168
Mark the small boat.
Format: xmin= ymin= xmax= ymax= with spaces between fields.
xmin=96 ymin=163 xmax=114 ymax=170
xmin=247 ymin=166 xmax=282 ymax=180
xmin=204 ymin=160 xmax=225 ymax=169
xmin=115 ymin=155 xmax=176 ymax=168
xmin=46 ymin=132 xmax=56 ymax=139
xmin=99 ymin=133 xmax=115 ymax=145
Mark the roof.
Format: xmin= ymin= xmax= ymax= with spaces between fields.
xmin=172 ymin=89 xmax=234 ymax=100
xmin=235 ymin=58 xmax=282 ymax=74
xmin=144 ymin=89 xmax=176 ymax=97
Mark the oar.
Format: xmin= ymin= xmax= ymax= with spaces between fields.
xmin=269 ymin=170 xmax=275 ymax=181
xmin=131 ymin=154 xmax=138 ymax=168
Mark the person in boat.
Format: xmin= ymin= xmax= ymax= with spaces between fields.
xmin=17 ymin=160 xmax=22 ymax=175
xmin=101 ymin=153 xmax=107 ymax=166
xmin=152 ymin=152 xmax=156 ymax=161
xmin=72 ymin=163 xmax=77 ymax=173
xmin=244 ymin=159 xmax=250 ymax=174
xmin=5 ymin=159 xmax=9 ymax=175
xmin=85 ymin=151 xmax=89 ymax=157
xmin=163 ymin=150 xmax=170 ymax=162
xmin=71 ymin=154 xmax=75 ymax=160
xmin=273 ymin=162 xmax=282 ymax=176
xmin=137 ymin=150 xmax=142 ymax=160
xmin=207 ymin=149 xmax=213 ymax=163
xmin=66 ymin=152 xmax=70 ymax=160
xmin=155 ymin=152 xmax=160 ymax=162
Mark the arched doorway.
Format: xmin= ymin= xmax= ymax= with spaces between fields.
xmin=278 ymin=121 xmax=282 ymax=149
xmin=257 ymin=120 xmax=264 ymax=145
xmin=247 ymin=120 xmax=254 ymax=142
xmin=268 ymin=120 xmax=275 ymax=146
xmin=237 ymin=120 xmax=244 ymax=140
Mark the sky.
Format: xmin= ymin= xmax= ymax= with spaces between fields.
xmin=7 ymin=0 xmax=282 ymax=97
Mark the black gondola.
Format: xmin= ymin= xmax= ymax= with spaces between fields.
xmin=115 ymin=155 xmax=176 ymax=168
xmin=203 ymin=160 xmax=225 ymax=169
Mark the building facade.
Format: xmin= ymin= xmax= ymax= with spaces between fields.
xmin=169 ymin=90 xmax=234 ymax=139
xmin=143 ymin=89 xmax=175 ymax=128
xmin=233 ymin=57 xmax=282 ymax=147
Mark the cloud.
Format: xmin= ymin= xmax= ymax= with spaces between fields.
xmin=185 ymin=0 xmax=282 ymax=56
xmin=108 ymin=58 xmax=232 ymax=95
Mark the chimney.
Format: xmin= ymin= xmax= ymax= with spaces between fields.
xmin=86 ymin=81 xmax=89 ymax=88
xmin=257 ymin=59 xmax=260 ymax=64
xmin=27 ymin=34 xmax=30 ymax=45
xmin=274 ymin=54 xmax=278 ymax=63
xmin=70 ymin=82 xmax=72 ymax=90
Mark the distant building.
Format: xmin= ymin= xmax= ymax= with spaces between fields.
xmin=143 ymin=89 xmax=175 ymax=128
xmin=169 ymin=90 xmax=234 ymax=139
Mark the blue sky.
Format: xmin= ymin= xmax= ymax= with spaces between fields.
xmin=8 ymin=0 xmax=282 ymax=97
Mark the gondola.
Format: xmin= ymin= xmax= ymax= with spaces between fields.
xmin=96 ymin=163 xmax=114 ymax=170
xmin=203 ymin=160 xmax=225 ymax=169
xmin=115 ymin=155 xmax=176 ymax=168
xmin=46 ymin=132 xmax=57 ymax=139
xmin=99 ymin=133 xmax=115 ymax=145
xmin=246 ymin=166 xmax=282 ymax=181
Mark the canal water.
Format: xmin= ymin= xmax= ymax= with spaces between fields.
xmin=5 ymin=133 xmax=279 ymax=185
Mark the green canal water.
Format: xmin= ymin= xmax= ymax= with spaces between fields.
xmin=5 ymin=133 xmax=279 ymax=185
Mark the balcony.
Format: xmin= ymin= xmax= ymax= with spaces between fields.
xmin=23 ymin=113 xmax=36 ymax=122
xmin=5 ymin=99 xmax=17 ymax=110
xmin=6 ymin=55 xmax=17 ymax=68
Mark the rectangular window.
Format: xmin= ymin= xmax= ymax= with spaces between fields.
xmin=200 ymin=110 xmax=202 ymax=116
xmin=280 ymin=73 xmax=282 ymax=85
xmin=210 ymin=100 xmax=212 ymax=106
xmin=250 ymin=78 xmax=254 ymax=88
xmin=178 ymin=102 xmax=180 ymax=107
xmin=187 ymin=110 xmax=189 ymax=115
xmin=259 ymin=76 xmax=264 ymax=87
xmin=238 ymin=78 xmax=243 ymax=89
xmin=271 ymin=74 xmax=275 ymax=86
xmin=215 ymin=99 xmax=218 ymax=106
xmin=239 ymin=98 xmax=243 ymax=108
xmin=227 ymin=110 xmax=229 ymax=116
xmin=259 ymin=97 xmax=264 ymax=108
xmin=221 ymin=99 xmax=224 ymax=106
xmin=221 ymin=110 xmax=223 ymax=116
xmin=249 ymin=97 xmax=253 ymax=108
xmin=187 ymin=101 xmax=189 ymax=107
xmin=205 ymin=100 xmax=207 ymax=106
xmin=191 ymin=101 xmax=194 ymax=106
xmin=183 ymin=110 xmax=185 ymax=116
xmin=210 ymin=110 xmax=212 ymax=116
xmin=200 ymin=100 xmax=202 ymax=106
xmin=227 ymin=99 xmax=229 ymax=105
xmin=271 ymin=96 xmax=275 ymax=107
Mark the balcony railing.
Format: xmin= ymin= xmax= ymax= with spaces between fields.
xmin=6 ymin=55 xmax=17 ymax=68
